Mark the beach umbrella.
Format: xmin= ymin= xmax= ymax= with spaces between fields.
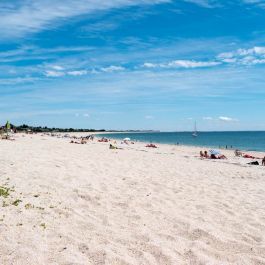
xmin=209 ymin=149 xmax=220 ymax=155
xmin=123 ymin=137 xmax=130 ymax=141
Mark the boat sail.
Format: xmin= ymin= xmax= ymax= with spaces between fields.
xmin=192 ymin=121 xmax=198 ymax=137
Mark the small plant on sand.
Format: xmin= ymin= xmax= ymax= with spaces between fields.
xmin=12 ymin=199 xmax=22 ymax=206
xmin=25 ymin=203 xmax=34 ymax=209
xmin=0 ymin=186 xmax=10 ymax=198
xmin=40 ymin=223 xmax=46 ymax=229
xmin=2 ymin=201 xmax=9 ymax=207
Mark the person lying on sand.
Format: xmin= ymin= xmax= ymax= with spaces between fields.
xmin=70 ymin=140 xmax=81 ymax=144
xmin=109 ymin=144 xmax=123 ymax=150
xmin=243 ymin=154 xmax=256 ymax=159
xmin=146 ymin=143 xmax=158 ymax=148
xmin=210 ymin=154 xmax=227 ymax=159
xmin=235 ymin=149 xmax=243 ymax=157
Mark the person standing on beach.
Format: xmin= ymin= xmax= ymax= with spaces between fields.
xmin=262 ymin=156 xmax=265 ymax=166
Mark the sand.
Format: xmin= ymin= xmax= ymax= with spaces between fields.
xmin=1 ymin=133 xmax=265 ymax=265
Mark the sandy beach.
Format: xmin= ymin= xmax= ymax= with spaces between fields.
xmin=1 ymin=133 xmax=265 ymax=265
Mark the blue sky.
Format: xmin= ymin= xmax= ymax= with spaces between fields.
xmin=1 ymin=0 xmax=265 ymax=131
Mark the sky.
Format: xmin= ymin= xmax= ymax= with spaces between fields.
xmin=1 ymin=0 xmax=265 ymax=131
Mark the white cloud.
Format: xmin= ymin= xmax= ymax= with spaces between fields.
xmin=101 ymin=65 xmax=125 ymax=72
xmin=217 ymin=46 xmax=265 ymax=65
xmin=143 ymin=60 xmax=220 ymax=69
xmin=68 ymin=70 xmax=88 ymax=76
xmin=43 ymin=65 xmax=125 ymax=78
xmin=218 ymin=116 xmax=238 ymax=122
xmin=0 ymin=0 xmax=170 ymax=38
xmin=165 ymin=60 xmax=220 ymax=68
xmin=50 ymin=65 xmax=64 ymax=71
xmin=44 ymin=70 xmax=65 ymax=77
xmin=143 ymin=63 xmax=157 ymax=68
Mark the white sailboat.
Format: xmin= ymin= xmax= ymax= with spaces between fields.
xmin=192 ymin=121 xmax=198 ymax=137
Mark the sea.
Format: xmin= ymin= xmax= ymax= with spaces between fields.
xmin=100 ymin=131 xmax=265 ymax=152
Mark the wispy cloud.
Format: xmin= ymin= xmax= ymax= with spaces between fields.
xmin=0 ymin=0 xmax=170 ymax=38
xmin=67 ymin=70 xmax=88 ymax=76
xmin=143 ymin=60 xmax=221 ymax=69
xmin=44 ymin=71 xmax=65 ymax=77
xmin=42 ymin=65 xmax=125 ymax=78
xmin=218 ymin=116 xmax=238 ymax=122
xmin=202 ymin=116 xmax=238 ymax=122
xmin=50 ymin=65 xmax=64 ymax=71
xmin=217 ymin=46 xmax=265 ymax=65
xmin=0 ymin=0 xmax=263 ymax=41
xmin=101 ymin=65 xmax=125 ymax=73
xmin=184 ymin=0 xmax=219 ymax=8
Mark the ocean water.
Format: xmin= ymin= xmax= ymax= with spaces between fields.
xmin=101 ymin=131 xmax=265 ymax=152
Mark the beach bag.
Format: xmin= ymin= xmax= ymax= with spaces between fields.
xmin=247 ymin=161 xmax=259 ymax=165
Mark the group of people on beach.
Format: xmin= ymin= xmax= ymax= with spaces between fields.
xmin=235 ymin=149 xmax=265 ymax=166
xmin=200 ymin=151 xmax=227 ymax=160
xmin=200 ymin=149 xmax=265 ymax=166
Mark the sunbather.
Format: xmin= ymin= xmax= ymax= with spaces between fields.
xmin=218 ymin=154 xmax=227 ymax=159
xmin=210 ymin=153 xmax=227 ymax=159
xmin=243 ymin=154 xmax=255 ymax=159
xmin=235 ymin=150 xmax=243 ymax=157
xmin=210 ymin=154 xmax=218 ymax=159
xmin=109 ymin=144 xmax=123 ymax=150
xmin=146 ymin=143 xmax=158 ymax=148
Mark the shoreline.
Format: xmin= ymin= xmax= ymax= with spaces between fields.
xmin=33 ymin=131 xmax=265 ymax=157
xmin=93 ymin=132 xmax=265 ymax=156
xmin=37 ymin=131 xmax=265 ymax=160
